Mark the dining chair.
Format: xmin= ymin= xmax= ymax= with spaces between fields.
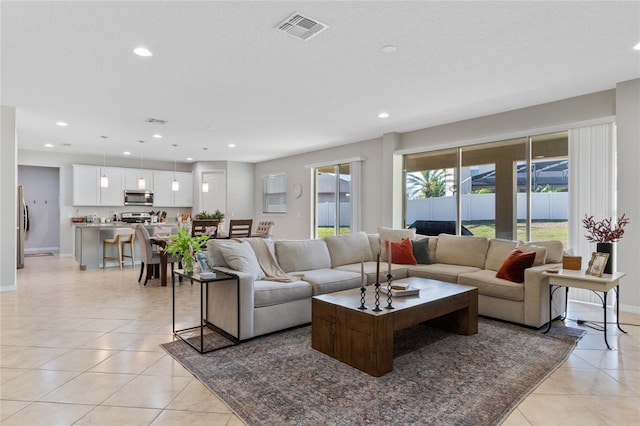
xmin=103 ymin=228 xmax=135 ymax=269
xmin=226 ymin=219 xmax=253 ymax=238
xmin=191 ymin=219 xmax=219 ymax=239
xmin=135 ymin=224 xmax=179 ymax=285
xmin=253 ymin=220 xmax=275 ymax=238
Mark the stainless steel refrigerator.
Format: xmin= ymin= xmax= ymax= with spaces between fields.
xmin=17 ymin=186 xmax=26 ymax=269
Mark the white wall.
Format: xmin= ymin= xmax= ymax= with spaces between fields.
xmin=1 ymin=106 xmax=17 ymax=291
xmin=253 ymin=137 xmax=384 ymax=240
xmin=615 ymin=79 xmax=640 ymax=313
xmin=226 ymin=161 xmax=255 ymax=221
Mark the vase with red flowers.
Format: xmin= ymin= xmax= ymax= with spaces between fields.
xmin=582 ymin=214 xmax=630 ymax=274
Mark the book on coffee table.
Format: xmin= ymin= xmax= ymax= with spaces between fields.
xmin=380 ymin=286 xmax=420 ymax=297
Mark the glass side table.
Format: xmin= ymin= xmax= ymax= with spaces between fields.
xmin=172 ymin=268 xmax=241 ymax=354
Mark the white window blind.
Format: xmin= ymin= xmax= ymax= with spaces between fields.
xmin=263 ymin=173 xmax=286 ymax=213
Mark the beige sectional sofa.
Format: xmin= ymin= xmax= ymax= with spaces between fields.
xmin=205 ymin=231 xmax=566 ymax=340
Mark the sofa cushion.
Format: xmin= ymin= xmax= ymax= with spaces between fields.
xmin=485 ymin=239 xmax=518 ymax=271
xmin=217 ymin=241 xmax=264 ymax=280
xmin=496 ymin=249 xmax=536 ymax=283
xmin=207 ymin=239 xmax=242 ymax=268
xmin=407 ymin=263 xmax=481 ymax=283
xmin=378 ymin=227 xmax=416 ymax=261
xmin=528 ymin=240 xmax=564 ymax=264
xmin=275 ymin=239 xmax=331 ymax=272
xmin=435 ymin=234 xmax=489 ymax=268
xmin=254 ymin=280 xmax=312 ymax=308
xmin=295 ymin=269 xmax=361 ymax=295
xmin=458 ymin=270 xmax=525 ymax=301
xmin=412 ymin=238 xmax=431 ymax=264
xmin=516 ymin=242 xmax=547 ymax=266
xmin=325 ymin=232 xmax=374 ymax=268
xmin=389 ymin=238 xmax=417 ymax=265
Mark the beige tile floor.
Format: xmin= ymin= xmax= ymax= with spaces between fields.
xmin=1 ymin=255 xmax=639 ymax=425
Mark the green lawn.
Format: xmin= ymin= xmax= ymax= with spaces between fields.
xmin=464 ymin=220 xmax=568 ymax=246
xmin=318 ymin=221 xmax=568 ymax=246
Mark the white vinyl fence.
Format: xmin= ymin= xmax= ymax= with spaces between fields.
xmin=406 ymin=192 xmax=568 ymax=224
xmin=317 ymin=193 xmax=568 ymax=227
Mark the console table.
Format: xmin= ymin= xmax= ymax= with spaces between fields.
xmin=543 ymin=269 xmax=627 ymax=349
xmin=172 ymin=269 xmax=240 ymax=353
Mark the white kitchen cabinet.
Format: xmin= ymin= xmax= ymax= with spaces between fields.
xmin=73 ymin=165 xmax=100 ymax=206
xmin=125 ymin=168 xmax=154 ymax=190
xmin=173 ymin=172 xmax=193 ymax=206
xmin=152 ymin=170 xmax=193 ymax=207
xmin=100 ymin=167 xmax=125 ymax=206
xmin=152 ymin=171 xmax=174 ymax=207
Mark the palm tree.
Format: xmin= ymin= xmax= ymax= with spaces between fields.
xmin=406 ymin=169 xmax=450 ymax=199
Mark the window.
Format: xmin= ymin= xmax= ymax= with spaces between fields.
xmin=262 ymin=173 xmax=286 ymax=213
xmin=404 ymin=132 xmax=569 ymax=244
xmin=315 ymin=164 xmax=351 ymax=237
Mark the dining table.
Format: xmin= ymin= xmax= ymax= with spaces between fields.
xmin=150 ymin=236 xmax=171 ymax=286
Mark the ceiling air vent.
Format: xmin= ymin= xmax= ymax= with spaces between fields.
xmin=145 ymin=118 xmax=169 ymax=125
xmin=276 ymin=12 xmax=328 ymax=41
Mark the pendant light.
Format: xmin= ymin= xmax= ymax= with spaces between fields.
xmin=138 ymin=140 xmax=146 ymax=189
xmin=172 ymin=144 xmax=179 ymax=191
xmin=100 ymin=136 xmax=109 ymax=188
xmin=201 ymin=147 xmax=209 ymax=192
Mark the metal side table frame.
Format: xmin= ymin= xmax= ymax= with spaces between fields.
xmin=172 ymin=269 xmax=241 ymax=354
xmin=543 ymin=269 xmax=627 ymax=350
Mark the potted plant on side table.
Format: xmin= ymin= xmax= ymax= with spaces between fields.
xmin=165 ymin=227 xmax=213 ymax=274
xmin=582 ymin=213 xmax=630 ymax=274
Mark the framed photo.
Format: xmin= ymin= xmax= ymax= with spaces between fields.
xmin=586 ymin=252 xmax=609 ymax=277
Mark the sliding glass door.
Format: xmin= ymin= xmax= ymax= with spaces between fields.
xmin=314 ymin=164 xmax=351 ymax=238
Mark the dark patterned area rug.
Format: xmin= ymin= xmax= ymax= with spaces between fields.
xmin=161 ymin=318 xmax=585 ymax=426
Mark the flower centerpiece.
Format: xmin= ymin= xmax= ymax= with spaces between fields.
xmin=165 ymin=226 xmax=215 ymax=274
xmin=582 ymin=213 xmax=630 ymax=274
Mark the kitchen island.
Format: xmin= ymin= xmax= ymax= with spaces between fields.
xmin=73 ymin=222 xmax=178 ymax=270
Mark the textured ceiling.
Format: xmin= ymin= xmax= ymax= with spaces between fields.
xmin=2 ymin=1 xmax=639 ymax=163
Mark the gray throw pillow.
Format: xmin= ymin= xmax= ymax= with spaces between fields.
xmin=412 ymin=238 xmax=430 ymax=264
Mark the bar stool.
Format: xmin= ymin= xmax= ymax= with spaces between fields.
xmin=103 ymin=228 xmax=136 ymax=269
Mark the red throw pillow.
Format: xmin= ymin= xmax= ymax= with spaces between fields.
xmin=389 ymin=238 xmax=417 ymax=265
xmin=496 ymin=249 xmax=536 ymax=283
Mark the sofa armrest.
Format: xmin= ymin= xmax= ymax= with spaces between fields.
xmin=206 ymin=268 xmax=256 ymax=340
xmin=523 ymin=263 xmax=563 ymax=328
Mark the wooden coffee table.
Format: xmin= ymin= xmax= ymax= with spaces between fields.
xmin=311 ymin=277 xmax=478 ymax=376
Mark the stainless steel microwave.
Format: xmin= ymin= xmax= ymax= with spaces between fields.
xmin=124 ymin=190 xmax=154 ymax=206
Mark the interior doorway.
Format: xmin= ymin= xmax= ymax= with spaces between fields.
xmin=18 ymin=165 xmax=60 ymax=253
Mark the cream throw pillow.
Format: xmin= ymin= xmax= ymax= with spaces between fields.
xmin=528 ymin=240 xmax=563 ymax=264
xmin=218 ymin=241 xmax=264 ymax=280
xmin=516 ymin=242 xmax=547 ymax=266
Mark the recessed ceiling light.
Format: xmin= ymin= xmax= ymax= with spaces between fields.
xmin=153 ymin=134 xmax=162 ymax=139
xmin=133 ymin=47 xmax=153 ymax=57
xmin=56 ymin=121 xmax=68 ymax=126
xmin=634 ymin=42 xmax=640 ymax=50
xmin=123 ymin=151 xmax=131 ymax=156
xmin=378 ymin=112 xmax=389 ymax=119
xmin=186 ymin=157 xmax=193 ymax=161
xmin=228 ymin=143 xmax=236 ymax=148
xmin=381 ymin=45 xmax=397 ymax=53
xmin=44 ymin=143 xmax=54 ymax=148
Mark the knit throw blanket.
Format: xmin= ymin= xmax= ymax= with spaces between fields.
xmin=244 ymin=238 xmax=302 ymax=283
